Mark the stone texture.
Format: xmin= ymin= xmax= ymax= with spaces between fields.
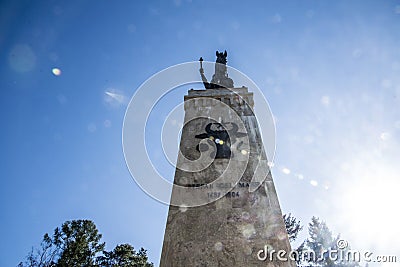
xmin=160 ymin=87 xmax=295 ymax=267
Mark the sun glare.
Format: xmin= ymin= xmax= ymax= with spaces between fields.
xmin=336 ymin=160 xmax=400 ymax=252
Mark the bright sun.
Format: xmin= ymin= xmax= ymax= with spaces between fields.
xmin=334 ymin=158 xmax=400 ymax=256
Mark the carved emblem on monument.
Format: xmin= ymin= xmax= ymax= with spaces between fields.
xmin=195 ymin=122 xmax=247 ymax=159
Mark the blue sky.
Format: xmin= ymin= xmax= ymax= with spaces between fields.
xmin=1 ymin=0 xmax=400 ymax=266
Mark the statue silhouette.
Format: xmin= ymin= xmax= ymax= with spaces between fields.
xmin=199 ymin=50 xmax=234 ymax=89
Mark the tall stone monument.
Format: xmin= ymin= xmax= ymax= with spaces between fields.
xmin=160 ymin=51 xmax=295 ymax=266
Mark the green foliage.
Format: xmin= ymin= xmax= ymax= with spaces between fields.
xmin=300 ymin=217 xmax=359 ymax=267
xmin=54 ymin=220 xmax=105 ymax=266
xmin=303 ymin=216 xmax=338 ymax=266
xmin=97 ymin=244 xmax=154 ymax=267
xmin=283 ymin=215 xmax=360 ymax=267
xmin=17 ymin=233 xmax=58 ymax=267
xmin=283 ymin=213 xmax=303 ymax=242
xmin=19 ymin=220 xmax=153 ymax=267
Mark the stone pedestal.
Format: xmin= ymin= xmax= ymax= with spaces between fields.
xmin=160 ymin=87 xmax=295 ymax=267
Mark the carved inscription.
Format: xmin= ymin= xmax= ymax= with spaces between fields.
xmin=186 ymin=182 xmax=260 ymax=199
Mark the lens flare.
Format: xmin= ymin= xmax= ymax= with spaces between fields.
xmin=52 ymin=68 xmax=61 ymax=76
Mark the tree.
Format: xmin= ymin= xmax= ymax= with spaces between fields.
xmin=283 ymin=215 xmax=360 ymax=267
xmin=53 ymin=220 xmax=105 ymax=266
xmin=300 ymin=217 xmax=359 ymax=267
xmin=303 ymin=216 xmax=337 ymax=266
xmin=19 ymin=220 xmax=153 ymax=267
xmin=97 ymin=244 xmax=154 ymax=267
xmin=283 ymin=213 xmax=303 ymax=242
xmin=17 ymin=233 xmax=57 ymax=267
xmin=283 ymin=213 xmax=304 ymax=266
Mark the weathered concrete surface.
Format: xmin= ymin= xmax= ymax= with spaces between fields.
xmin=160 ymin=88 xmax=295 ymax=267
